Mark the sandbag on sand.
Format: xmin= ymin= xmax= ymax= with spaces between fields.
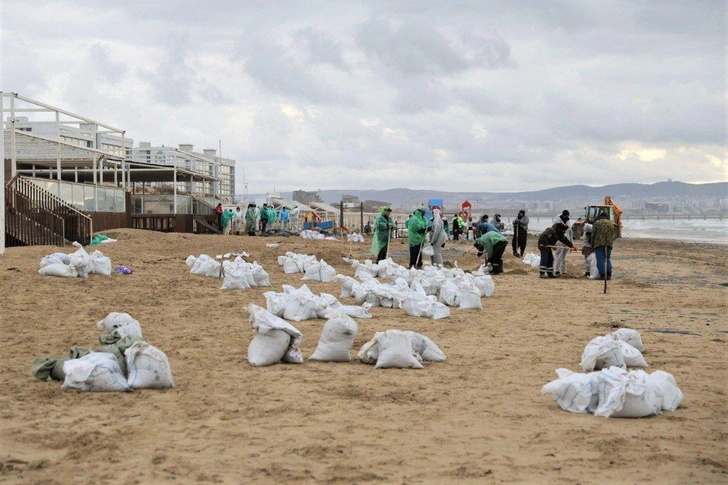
xmin=40 ymin=252 xmax=71 ymax=268
xmin=374 ymin=330 xmax=423 ymax=369
xmin=331 ymin=303 xmax=373 ymax=319
xmin=38 ymin=263 xmax=78 ymax=278
xmin=301 ymin=259 xmax=337 ymax=282
xmin=309 ymin=312 xmax=358 ymax=362
xmin=608 ymin=328 xmax=645 ymax=352
xmin=646 ymin=370 xmax=684 ymax=412
xmin=62 ymin=353 xmax=132 ymax=392
xmin=594 ymin=367 xmax=662 ymax=418
xmin=580 ymin=336 xmax=625 ymax=372
xmin=97 ymin=313 xmax=143 ymax=341
xmin=125 ymin=341 xmax=175 ymax=389
xmin=89 ymin=250 xmax=112 ymax=276
xmin=247 ymin=304 xmax=303 ymax=366
xmin=542 ymin=368 xmax=601 ymax=414
xmin=69 ymin=242 xmax=93 ymax=278
xmin=358 ymin=330 xmax=443 ymax=366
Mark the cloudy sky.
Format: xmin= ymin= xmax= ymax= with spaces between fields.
xmin=1 ymin=0 xmax=726 ymax=194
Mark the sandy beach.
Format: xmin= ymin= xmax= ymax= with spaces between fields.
xmin=0 ymin=229 xmax=726 ymax=484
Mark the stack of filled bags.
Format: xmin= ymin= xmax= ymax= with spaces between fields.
xmin=542 ymin=328 xmax=683 ymax=418
xmin=32 ymin=312 xmax=174 ymax=392
xmin=38 ymin=242 xmax=112 ymax=278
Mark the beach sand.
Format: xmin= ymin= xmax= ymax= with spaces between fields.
xmin=0 ymin=229 xmax=726 ymax=484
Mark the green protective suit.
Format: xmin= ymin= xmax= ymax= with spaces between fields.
xmin=370 ymin=210 xmax=393 ymax=255
xmin=475 ymin=231 xmax=507 ymax=258
xmin=245 ymin=206 xmax=257 ymax=233
xmin=221 ymin=210 xmax=234 ymax=229
xmin=407 ymin=210 xmax=427 ymax=246
xmin=268 ymin=208 xmax=277 ymax=223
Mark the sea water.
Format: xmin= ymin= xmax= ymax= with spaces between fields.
xmin=508 ymin=217 xmax=728 ymax=245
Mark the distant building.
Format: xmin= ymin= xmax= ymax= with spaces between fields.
xmin=126 ymin=142 xmax=235 ymax=200
xmin=341 ymin=195 xmax=359 ymax=208
xmin=292 ymin=190 xmax=323 ymax=205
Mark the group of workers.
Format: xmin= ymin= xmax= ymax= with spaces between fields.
xmin=215 ymin=203 xmax=299 ymax=236
xmin=372 ymin=206 xmax=615 ymax=280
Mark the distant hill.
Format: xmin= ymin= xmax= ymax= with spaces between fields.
xmin=241 ymin=181 xmax=727 ymax=208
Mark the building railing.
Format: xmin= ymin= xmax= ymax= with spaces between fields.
xmin=5 ymin=176 xmax=93 ymax=246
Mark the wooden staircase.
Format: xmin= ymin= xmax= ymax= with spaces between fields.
xmin=5 ymin=176 xmax=93 ymax=247
xmin=192 ymin=197 xmax=222 ymax=234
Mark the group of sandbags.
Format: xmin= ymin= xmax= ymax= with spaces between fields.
xmin=542 ymin=328 xmax=683 ymax=418
xmin=358 ymin=330 xmax=446 ymax=369
xmin=346 ymin=232 xmax=365 ymax=243
xmin=580 ymin=328 xmax=647 ymax=371
xmin=277 ymin=252 xmax=337 ymax=282
xmin=32 ymin=312 xmax=174 ymax=392
xmin=186 ymin=254 xmax=271 ymax=289
xmin=220 ymin=257 xmax=271 ymax=289
xmin=521 ymin=253 xmax=541 ymax=268
xmin=38 ymin=242 xmax=112 ymax=278
xmin=264 ymin=284 xmax=373 ymax=321
xmin=337 ymin=258 xmax=495 ymax=318
xmin=247 ymin=305 xmax=446 ymax=369
xmin=300 ymin=230 xmax=326 ymax=239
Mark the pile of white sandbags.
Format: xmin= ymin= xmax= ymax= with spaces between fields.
xmin=264 ymin=285 xmax=372 ymax=321
xmin=36 ymin=312 xmax=174 ymax=392
xmin=220 ymin=257 xmax=271 ymax=289
xmin=346 ymin=232 xmax=365 ymax=243
xmin=580 ymin=328 xmax=648 ymax=371
xmin=542 ymin=328 xmax=683 ymax=418
xmin=301 ymin=259 xmax=337 ymax=282
xmin=186 ymin=254 xmax=222 ymax=277
xmin=247 ymin=304 xmax=303 ymax=366
xmin=542 ymin=367 xmax=683 ymax=418
xmin=38 ymin=242 xmax=112 ymax=278
xmin=277 ymin=251 xmax=319 ymax=274
xmin=358 ymin=330 xmax=446 ymax=369
xmin=300 ymin=230 xmax=326 ymax=239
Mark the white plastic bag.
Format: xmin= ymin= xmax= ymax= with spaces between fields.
xmin=580 ymin=336 xmax=625 ymax=372
xmin=125 ymin=341 xmax=175 ymax=389
xmin=541 ymin=368 xmax=600 ymax=414
xmin=38 ymin=263 xmax=78 ymax=278
xmin=62 ymin=353 xmax=132 ymax=392
xmin=247 ymin=304 xmax=303 ymax=366
xmin=309 ymin=312 xmax=358 ymax=362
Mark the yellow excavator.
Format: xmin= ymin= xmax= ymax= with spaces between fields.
xmin=572 ymin=196 xmax=623 ymax=240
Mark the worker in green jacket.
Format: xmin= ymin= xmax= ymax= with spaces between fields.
xmin=245 ymin=204 xmax=257 ymax=236
xmin=590 ymin=212 xmax=615 ymax=280
xmin=474 ymin=230 xmax=508 ymax=274
xmin=371 ymin=207 xmax=394 ymax=262
xmin=407 ymin=208 xmax=428 ymax=269
xmin=221 ymin=209 xmax=234 ymax=235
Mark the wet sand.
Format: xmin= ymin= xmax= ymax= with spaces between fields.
xmin=0 ymin=229 xmax=726 ymax=484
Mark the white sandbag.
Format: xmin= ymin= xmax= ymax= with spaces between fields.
xmin=302 ymin=260 xmax=337 ymax=282
xmin=309 ymin=312 xmax=358 ymax=362
xmin=330 ymin=303 xmax=373 ymax=319
xmin=541 ymin=368 xmax=600 ymax=414
xmin=266 ymin=243 xmax=279 ymax=248
xmin=594 ymin=367 xmax=662 ymax=418
xmin=125 ymin=341 xmax=175 ymax=389
xmin=221 ymin=266 xmax=251 ymax=290
xmin=38 ymin=263 xmax=78 ymax=278
xmin=430 ymin=302 xmax=451 ymax=320
xmin=90 ymin=251 xmax=112 ymax=276
xmin=646 ymin=370 xmax=683 ymax=412
xmin=62 ymin=353 xmax=132 ymax=392
xmin=438 ymin=280 xmax=461 ymax=307
xmin=97 ymin=312 xmax=143 ymax=339
xmin=40 ymin=252 xmax=71 ymax=268
xmin=251 ymin=264 xmax=271 ymax=287
xmin=264 ymin=291 xmax=290 ymax=317
xmin=422 ymin=245 xmax=434 ymax=256
xmin=247 ymin=304 xmax=303 ymax=366
xmin=357 ymin=333 xmax=381 ymax=364
xmin=608 ymin=328 xmax=645 ymax=353
xmin=618 ymin=341 xmax=648 ymax=368
xmin=457 ymin=279 xmax=483 ymax=310
xmin=282 ymin=259 xmax=299 ymax=274
xmin=283 ymin=294 xmax=319 ymax=321
xmin=473 ymin=275 xmax=495 ymax=297
xmin=185 ymin=255 xmax=197 ymax=267
xmin=587 ymin=253 xmax=601 ymax=279
xmin=374 ymin=330 xmax=423 ymax=369
xmin=336 ymin=275 xmax=359 ymax=299
xmin=580 ymin=336 xmax=625 ymax=372
xmin=404 ymin=331 xmax=446 ymax=362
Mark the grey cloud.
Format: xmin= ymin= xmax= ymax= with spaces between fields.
xmin=87 ymin=44 xmax=128 ymax=83
xmin=295 ymin=27 xmax=350 ymax=71
xmin=137 ymin=39 xmax=195 ymax=106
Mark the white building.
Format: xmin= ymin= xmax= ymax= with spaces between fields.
xmin=126 ymin=142 xmax=235 ymax=200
